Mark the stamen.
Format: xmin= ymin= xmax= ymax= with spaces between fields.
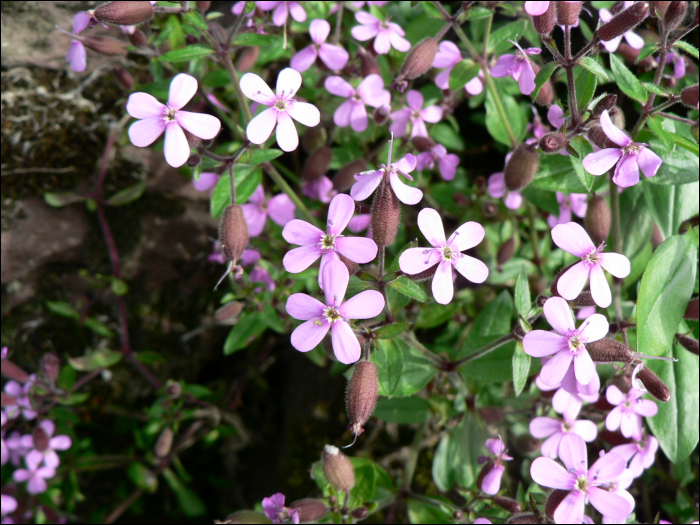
xmin=386 ymin=132 xmax=394 ymax=168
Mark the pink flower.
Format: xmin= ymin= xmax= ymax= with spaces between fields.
xmin=536 ymin=375 xmax=599 ymax=421
xmin=531 ymin=433 xmax=632 ymax=524
xmin=605 ymin=386 xmax=657 ymax=440
xmin=4 ymin=379 xmax=37 ymax=420
xmin=1 ymin=494 xmax=17 ymax=517
xmin=431 ymin=41 xmax=485 ymax=95
xmin=348 ymin=214 xmax=371 ymax=233
xmin=548 ymin=104 xmax=566 ymax=129
xmin=577 ymin=305 xmax=596 ymax=320
xmin=351 ymin=153 xmax=423 ymax=205
xmin=29 ymin=420 xmax=72 ymax=469
xmin=389 ymin=90 xmax=443 ymax=138
xmin=4 ymin=431 xmax=32 ymax=467
xmin=399 ymin=208 xmax=488 ymax=305
xmin=66 ymin=12 xmax=89 ymax=72
xmin=302 ymin=176 xmax=337 ymax=203
xmin=241 ymin=184 xmax=296 ymax=237
xmin=582 ymin=110 xmax=662 ymax=187
xmin=126 ymin=74 xmax=222 ymax=168
xmin=250 ymin=265 xmax=275 ymax=292
xmin=351 ymin=11 xmax=410 ymax=54
xmin=240 ymin=68 xmax=320 ymax=152
xmin=524 ymin=296 xmax=607 ymax=388
xmin=491 ymin=41 xmax=541 ymax=96
xmin=664 ymin=52 xmax=686 ymax=79
xmin=13 ymin=450 xmax=56 ymax=494
xmin=192 ymin=172 xmax=220 ymax=192
xmin=241 ymin=249 xmax=261 ymax=266
xmin=262 ymin=493 xmax=299 ymax=524
xmin=611 ymin=434 xmax=659 ymax=478
xmin=257 ymin=1 xmax=306 ymax=26
xmin=488 ymin=172 xmax=522 ymax=209
xmin=600 ymin=468 xmax=636 ymax=525
xmin=325 ymin=74 xmax=390 ymax=132
xmin=416 ymin=144 xmax=460 ymax=181
xmin=286 ymin=260 xmax=384 ymax=363
xmin=599 ymin=3 xmax=644 ymax=52
xmin=547 ymin=192 xmax=588 ymax=228
xmin=552 ymin=222 xmax=631 ymax=308
xmin=530 ymin=414 xmax=597 ymax=459
xmin=477 ymin=437 xmax=512 ymax=495
xmin=525 ymin=1 xmax=550 ymax=16
xmin=291 ymin=19 xmax=349 ymax=72
xmin=282 ymin=193 xmax=378 ymax=275
xmin=0 ymin=411 xmax=7 ymax=467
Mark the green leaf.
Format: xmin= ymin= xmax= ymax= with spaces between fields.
xmin=58 ymin=392 xmax=89 ymax=405
xmin=485 ymin=87 xmax=527 ymax=146
xmin=373 ymin=397 xmax=431 ymax=424
xmin=647 ymin=115 xmax=675 ymax=151
xmin=646 ymin=145 xmax=699 ymax=186
xmin=127 ymin=463 xmax=158 ymax=493
xmin=637 ymin=234 xmax=698 ymax=357
xmin=531 ymin=61 xmax=559 ymax=102
xmin=673 ymin=40 xmax=699 ymax=59
xmin=578 ymin=56 xmax=609 ymax=81
xmin=348 ymin=460 xmax=377 ymax=508
xmin=487 ymin=20 xmax=528 ymax=53
xmin=620 ymin=185 xmax=653 ymax=260
xmin=464 ymin=6 xmax=494 ymax=20
xmin=374 ymin=322 xmax=412 ymax=339
xmin=515 ymin=264 xmax=531 ymax=319
xmin=568 ymin=136 xmax=595 ymax=192
xmin=512 ymin=342 xmax=531 ymax=397
xmin=159 ymin=44 xmax=213 ymax=63
xmin=415 ymin=302 xmax=460 ymax=328
xmin=574 ymin=67 xmax=597 ymax=113
xmin=110 ymin=278 xmax=129 ymax=296
xmin=106 ymin=181 xmax=146 ymax=206
xmin=388 ymin=276 xmax=428 ymax=302
xmin=243 ymin=148 xmax=284 ymax=166
xmin=609 ymin=53 xmax=647 ymax=103
xmin=223 ymin=312 xmax=267 ymax=355
xmin=373 ymin=336 xmax=436 ymax=397
xmin=162 ymin=468 xmax=206 ymax=517
xmin=44 ymin=192 xmax=85 ymax=208
xmin=429 ymin=123 xmax=465 ymax=151
xmin=45 ymin=300 xmax=79 ymax=319
xmin=636 ymin=42 xmax=659 ymax=64
xmin=68 ymin=348 xmax=123 ymax=371
xmin=407 ymin=500 xmax=456 ymax=524
xmin=642 ymin=82 xmax=668 ymax=97
xmin=531 ymin=150 xmax=590 ymax=193
xmin=432 ymin=414 xmax=485 ymax=492
xmin=643 ymin=181 xmax=699 ymax=239
xmin=83 ymin=317 xmax=115 ymax=338
xmin=449 ymin=60 xmax=480 ymax=92
xmin=210 ymin=166 xmax=262 ymax=218
xmin=373 ymin=339 xmax=404 ymax=396
xmin=182 ymin=10 xmax=209 ymax=31
xmin=231 ymin=32 xmax=278 ymax=46
xmin=646 ymin=340 xmax=700 ymax=463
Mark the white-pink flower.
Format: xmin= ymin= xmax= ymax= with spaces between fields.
xmin=611 ymin=434 xmax=659 ymax=478
xmin=530 ymin=414 xmax=597 ymax=459
xmin=351 ymin=153 xmax=423 ymax=205
xmin=325 ymin=74 xmax=390 ymax=132
xmin=13 ymin=450 xmax=56 ymax=495
xmin=350 ymin=11 xmax=410 ymax=54
xmin=192 ymin=172 xmax=220 ymax=192
xmin=416 ymin=143 xmax=460 ymax=181
xmin=431 ymin=41 xmax=485 ymax=95
xmin=524 ymin=1 xmax=550 ymax=16
xmin=240 ymin=68 xmax=320 ymax=152
xmin=547 ymin=192 xmax=588 ymax=228
xmin=66 ymin=12 xmax=90 ymax=72
xmin=599 ymin=3 xmax=644 ymax=52
xmin=488 ymin=172 xmax=522 ymax=210
xmin=477 ymin=437 xmax=512 ymax=495
xmin=605 ymin=385 xmax=657 ymax=440
xmin=126 ymin=74 xmax=222 ymax=168
xmin=399 ymin=208 xmax=488 ymax=305
xmin=536 ymin=374 xmax=599 ymax=421
xmin=491 ymin=41 xmax=541 ymax=96
xmin=389 ymin=90 xmax=443 ymax=138
xmin=291 ymin=19 xmax=349 ymax=72
xmin=552 ymin=222 xmax=631 ymax=308
xmin=257 ymin=1 xmax=306 ymax=26
xmin=29 ymin=420 xmax=72 ymax=469
xmin=240 ymin=184 xmax=296 ymax=237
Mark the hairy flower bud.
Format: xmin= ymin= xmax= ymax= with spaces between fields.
xmin=531 ymin=1 xmax=556 ymax=35
xmin=373 ymin=104 xmax=391 ymax=125
xmin=165 ymin=380 xmax=183 ymax=399
xmin=532 ymin=64 xmax=553 ymax=106
xmin=588 ymin=125 xmax=618 ymax=149
xmin=197 ymin=1 xmax=211 ymax=11
xmin=83 ymin=36 xmax=128 ymax=56
xmin=545 ymin=490 xmax=569 ymax=520
xmin=453 ymin=510 xmax=464 ymax=521
xmin=334 ymin=160 xmax=367 ymax=191
xmin=685 ymin=297 xmax=699 ymax=320
xmin=406 ymin=264 xmax=439 ymax=282
xmin=289 ymin=499 xmax=327 ymax=522
xmin=587 ymin=339 xmax=634 ymax=363
xmin=556 ymin=1 xmax=583 ymax=25
xmin=539 ymin=132 xmax=567 ymax=154
xmin=33 ymin=426 xmax=50 ymax=452
xmin=482 ymin=200 xmax=498 ymax=217
xmin=371 ymin=180 xmax=401 ymax=247
xmin=303 ymin=147 xmax=333 ymax=182
xmin=506 ymin=512 xmax=545 ymax=524
xmin=219 ymin=511 xmax=270 ymax=524
xmin=585 ymin=194 xmax=611 ymax=245
xmin=635 ymin=366 xmax=671 ymax=402
xmin=504 ymin=144 xmax=539 ymax=192
xmin=412 ymin=136 xmax=436 ymax=152
xmin=663 ymin=1 xmax=687 ymax=30
xmin=397 ymin=38 xmax=438 ymax=83
xmin=650 ymin=1 xmax=671 ymax=17
xmin=129 ymin=29 xmax=148 ymax=48
xmin=597 ymin=2 xmax=649 ymax=43
xmin=346 ymin=361 xmax=378 ymax=443
xmin=219 ymin=205 xmax=248 ymax=263
xmin=41 ymin=353 xmax=60 ymax=383
xmin=681 ymin=84 xmax=699 ymax=108
xmin=497 ymin=237 xmax=516 ymax=266
xmin=237 ymin=46 xmax=260 ymax=73
xmin=93 ymin=2 xmax=154 ymax=26
xmin=494 ymin=496 xmax=522 ymax=513
xmin=1 ymin=359 xmax=29 ymax=383
xmin=322 ymin=445 xmax=355 ymax=492
xmin=676 ymin=333 xmax=699 ymax=355
xmin=155 ymin=427 xmax=174 ymax=458
xmin=113 ymin=66 xmax=134 ymax=90
xmin=358 ymin=46 xmax=380 ymax=77
xmin=591 ymin=94 xmax=618 ymax=118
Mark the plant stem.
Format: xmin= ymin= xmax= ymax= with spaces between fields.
xmin=609 ymin=171 xmax=624 ymax=324
xmin=654 ymin=112 xmax=697 ymax=126
xmin=565 ymin=26 xmax=580 ymax=127
xmin=453 ymin=333 xmax=515 ymax=369
xmin=378 ymin=246 xmax=395 ymax=323
xmin=401 ymin=424 xmax=424 ymax=488
xmin=221 ymin=51 xmax=253 ymax=125
xmin=482 ymin=14 xmax=493 ymax=60
xmin=333 ymin=1 xmax=344 ymax=44
xmin=528 ymin=203 xmax=543 ymax=272
xmin=262 ymin=163 xmax=320 ymax=227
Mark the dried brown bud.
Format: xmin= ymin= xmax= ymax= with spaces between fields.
xmin=197 ymin=1 xmax=211 ymax=11
xmin=681 ymin=84 xmax=699 ymax=108
xmin=155 ymin=427 xmax=174 ymax=458
xmin=358 ymin=46 xmax=380 ymax=77
xmin=397 ymin=38 xmax=438 ymax=82
xmin=663 ymin=1 xmax=688 ymax=30
xmin=635 ymin=366 xmax=671 ymax=402
xmin=482 ymin=200 xmax=498 ymax=217
xmin=346 ymin=361 xmax=378 ymax=442
xmin=650 ymin=1 xmax=671 ymax=17
xmin=33 ymin=426 xmax=50 ymax=452
xmin=588 ymin=125 xmax=618 ymax=149
xmin=504 ymin=144 xmax=539 ymax=191
xmin=322 ymin=445 xmax=355 ymax=492
xmin=129 ymin=29 xmax=148 ymax=48
xmin=93 ymin=1 xmax=154 ymax=26
xmin=113 ymin=66 xmax=134 ymax=90
xmin=676 ymin=333 xmax=699 ymax=355
xmin=334 ymin=160 xmax=368 ymax=191
xmin=351 ymin=507 xmax=369 ymax=520
xmin=219 ymin=205 xmax=248 ymax=263
xmin=82 ymin=36 xmax=128 ymax=56
xmin=1 ymin=360 xmax=29 ymax=383
xmin=685 ymin=297 xmax=699 ymax=320
xmin=406 ymin=263 xmax=439 ymax=282
xmin=289 ymin=499 xmax=327 ymax=522
xmin=585 ymin=194 xmax=611 ymax=245
xmin=497 ymin=238 xmax=516 ymax=266
xmin=215 ymin=301 xmax=243 ymax=324
xmin=371 ymin=180 xmax=401 ymax=247
xmin=591 ymin=94 xmax=618 ymax=118
xmin=556 ymin=1 xmax=583 ymax=25
xmin=545 ymin=490 xmax=569 ymax=520
xmin=506 ymin=512 xmax=545 ymax=524
xmin=303 ymin=147 xmax=334 ymax=182
xmin=412 ymin=136 xmax=436 ymax=152
xmin=494 ymin=496 xmax=522 ymax=513
xmin=41 ymin=353 xmax=60 ymax=383
xmin=539 ymin=132 xmax=567 ymax=154
xmin=185 ymin=34 xmax=199 ymax=45
xmin=453 ymin=510 xmax=464 ymax=520
xmin=597 ymin=2 xmax=649 ymax=43
xmin=531 ymin=1 xmax=556 ymax=34
xmin=586 ymin=339 xmax=634 ymax=363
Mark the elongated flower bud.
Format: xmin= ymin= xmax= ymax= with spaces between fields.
xmin=83 ymin=36 xmax=128 ymax=56
xmin=92 ymin=1 xmax=154 ymax=26
xmin=322 ymin=445 xmax=355 ymax=492
xmin=373 ymin=104 xmax=391 ymax=125
xmin=663 ymin=1 xmax=687 ymax=30
xmin=572 ymin=291 xmax=596 ymax=308
xmin=685 ymin=297 xmax=699 ymax=320
xmin=585 ymin=194 xmax=611 ymax=245
xmin=505 ymin=512 xmax=545 ymax=524
xmin=497 ymin=238 xmax=516 ymax=266
xmin=591 ymin=94 xmax=617 ymax=118
xmin=33 ymin=426 xmax=50 ymax=452
xmin=531 ymin=1 xmax=556 ymax=35
xmin=587 ymin=339 xmax=634 ymax=363
xmin=635 ymin=366 xmax=670 ymax=402
xmin=303 ymin=147 xmax=333 ymax=182
xmin=113 ymin=66 xmax=134 ymax=90
xmin=237 ymin=46 xmax=260 ymax=73
xmin=397 ymin=38 xmax=438 ymax=81
xmin=676 ymin=333 xmax=699 ymax=355
xmin=556 ymin=1 xmax=583 ymax=25
xmin=339 ymin=254 xmax=358 ymax=276
xmin=406 ymin=264 xmax=439 ymax=282
xmin=289 ymin=499 xmax=327 ymax=522
xmin=412 ymin=136 xmax=436 ymax=152
xmin=650 ymin=1 xmax=671 ymax=17
xmin=539 ymin=132 xmax=566 ymax=154
xmin=371 ymin=180 xmax=401 ymax=247
xmin=219 ymin=205 xmax=248 ymax=263
xmin=597 ymin=2 xmax=649 ymax=42
xmin=494 ymin=496 xmax=522 ymax=513
xmin=588 ymin=125 xmax=618 ymax=149
xmin=681 ymin=84 xmax=699 ymax=108
xmin=617 ymin=42 xmax=655 ymax=68
xmin=504 ymin=144 xmax=539 ymax=191
xmin=358 ymin=47 xmax=380 ymax=77
xmin=155 ymin=427 xmax=174 ymax=458
xmin=1 ymin=359 xmax=29 ymax=383
xmin=351 ymin=507 xmax=369 ymax=520
xmin=334 ymin=160 xmax=367 ymax=191
xmin=129 ymin=29 xmax=148 ymax=48
xmin=545 ymin=490 xmax=569 ymax=520
xmin=346 ymin=361 xmax=378 ymax=444
xmin=220 ymin=511 xmax=270 ymax=523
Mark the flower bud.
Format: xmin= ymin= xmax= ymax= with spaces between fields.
xmin=663 ymin=1 xmax=687 ymax=30
xmin=113 ymin=66 xmax=134 ymax=90
xmin=482 ymin=200 xmax=498 ymax=217
xmin=681 ymin=84 xmax=699 ymax=108
xmin=187 ymin=154 xmax=202 ymax=168
xmin=165 ymin=380 xmax=182 ymax=399
xmin=155 ymin=427 xmax=174 ymax=458
xmin=597 ymin=2 xmax=649 ymax=43
xmin=650 ymin=1 xmax=671 ymax=17
xmin=685 ymin=297 xmax=699 ymax=320
xmin=339 ymin=254 xmax=358 ymax=276
xmin=346 ymin=361 xmax=378 ymax=443
xmin=301 ymin=126 xmax=327 ymax=153
xmin=453 ymin=510 xmax=464 ymax=521
xmin=83 ymin=36 xmax=128 ymax=56
xmin=41 ymin=353 xmax=60 ymax=383
xmin=33 ymin=426 xmax=50 ymax=452
xmin=505 ymin=513 xmax=545 ymax=524
xmin=572 ymin=291 xmax=596 ymax=308
xmin=497 ymin=237 xmax=516 ymax=267
xmin=617 ymin=42 xmax=655 ymax=68
xmin=635 ymin=366 xmax=671 ymax=402
xmin=1 ymin=359 xmax=29 ymax=383
xmin=289 ymin=499 xmax=327 ymax=522
xmin=92 ymin=1 xmax=154 ymax=26
xmin=351 ymin=507 xmax=369 ymax=520
xmin=586 ymin=339 xmax=634 ymax=363
xmin=539 ymin=132 xmax=567 ymax=154
xmin=532 ymin=65 xmax=553 ymax=106
xmin=129 ymin=29 xmax=148 ymax=48
xmin=303 ymin=147 xmax=333 ymax=182
xmin=504 ymin=144 xmax=539 ymax=192
xmin=536 ymin=295 xmax=548 ymax=307
xmin=371 ymin=180 xmax=401 ymax=247
xmin=545 ymin=490 xmax=569 ymax=520
xmin=397 ymin=38 xmax=438 ymax=82
xmin=373 ymin=104 xmax=391 ymax=125
xmin=358 ymin=46 xmax=380 ymax=77
xmin=591 ymin=94 xmax=618 ymax=118
xmin=588 ymin=125 xmax=617 ymax=149
xmin=584 ymin=194 xmax=611 ymax=245
xmin=531 ymin=1 xmax=556 ymax=35
xmin=219 ymin=205 xmax=248 ymax=263
xmin=185 ymin=34 xmax=199 ymax=45
xmin=219 ymin=511 xmax=270 ymax=523
xmin=412 ymin=136 xmax=436 ymax=152
xmin=556 ymin=1 xmax=583 ymax=25
xmin=334 ymin=160 xmax=367 ymax=191
xmin=322 ymin=445 xmax=355 ymax=492
xmin=494 ymin=496 xmax=522 ymax=513
xmin=237 ymin=46 xmax=260 ymax=73
xmin=676 ymin=333 xmax=699 ymax=355
xmin=406 ymin=264 xmax=439 ymax=282
xmin=1 ymin=392 xmax=17 ymax=406
xmin=514 ymin=433 xmax=541 ymax=455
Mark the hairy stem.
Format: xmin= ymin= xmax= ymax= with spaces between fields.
xmin=565 ymin=26 xmax=580 ymax=127
xmin=453 ymin=333 xmax=515 ymax=369
xmin=609 ymin=171 xmax=624 ymax=325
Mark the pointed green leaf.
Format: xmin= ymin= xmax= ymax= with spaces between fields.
xmin=388 ymin=276 xmax=429 ymax=302
xmin=569 ymin=136 xmax=595 ymax=192
xmin=159 ymin=44 xmax=213 ymax=63
xmin=373 ymin=339 xmax=404 ymax=396
xmin=106 ymin=181 xmax=146 ymax=206
xmin=515 ymin=264 xmax=531 ymax=319
xmin=647 ymin=115 xmax=675 ymax=151
xmin=609 ymin=53 xmax=647 ymax=103
xmin=373 ymin=397 xmax=431 ymax=424
xmin=374 ymin=322 xmax=412 ymax=339
xmin=673 ymin=40 xmax=699 ymax=59
xmin=643 ymin=181 xmax=699 ymax=239
xmin=636 ymin=42 xmax=659 ymax=63
xmin=512 ymin=342 xmax=531 ymax=397
xmin=449 ymin=60 xmax=480 ymax=92
xmin=68 ymin=348 xmax=123 ymax=371
xmin=531 ymin=61 xmax=559 ymax=102
xmin=578 ymin=56 xmax=609 ymax=81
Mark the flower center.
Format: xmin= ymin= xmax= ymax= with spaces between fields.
xmin=567 ymin=331 xmax=586 ymax=355
xmin=164 ymin=105 xmax=177 ymax=123
xmin=323 ymin=306 xmax=342 ymax=324
xmin=319 ymin=233 xmax=337 ymax=251
xmin=624 ymin=143 xmax=642 ymax=155
xmin=441 ymin=245 xmax=455 ymax=261
xmin=582 ymin=244 xmax=604 ymax=267
xmin=574 ymin=475 xmax=589 ymax=492
xmin=275 ymin=99 xmax=288 ymax=111
xmin=562 ymin=421 xmax=573 ymax=433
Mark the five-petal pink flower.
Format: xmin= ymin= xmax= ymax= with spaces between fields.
xmin=351 ymin=11 xmax=410 ymax=54
xmin=240 ymin=68 xmax=320 ymax=152
xmin=126 ymin=74 xmax=222 ymax=168
xmin=611 ymin=434 xmax=659 ymax=478
xmin=416 ymin=143 xmax=460 ymax=181
xmin=552 ymin=222 xmax=631 ymax=308
xmin=257 ymin=1 xmax=306 ymax=26
xmin=389 ymin=90 xmax=443 ymax=138
xmin=478 ymin=437 xmax=512 ymax=495
xmin=325 ymin=74 xmax=391 ymax=132
xmin=291 ymin=19 xmax=349 ymax=72
xmin=605 ymin=385 xmax=658 ymax=441
xmin=548 ymin=192 xmax=588 ymax=228
xmin=351 ymin=153 xmax=423 ymax=205
xmin=262 ymin=492 xmax=300 ymax=524
xmin=530 ymin=414 xmax=597 ymax=459
xmin=29 ymin=420 xmax=72 ymax=469
xmin=488 ymin=171 xmax=522 ymax=210
xmin=12 ymin=450 xmax=56 ymax=495
xmin=491 ymin=41 xmax=541 ymax=96
xmin=535 ymin=374 xmax=599 ymax=422
xmin=241 ymin=184 xmax=296 ymax=237
xmin=286 ymin=260 xmax=384 ymax=363
xmin=399 ymin=208 xmax=488 ymax=305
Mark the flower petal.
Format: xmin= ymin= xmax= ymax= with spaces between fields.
xmin=541 ymin=432 xmax=564 ymax=459
xmin=373 ymin=30 xmax=391 ymax=54
xmin=291 ymin=319 xmax=330 ymax=352
xmin=332 ymin=321 xmax=361 ymax=364
xmin=553 ymin=491 xmax=586 ymax=525
xmin=128 ymin=117 xmax=165 ymax=147
xmin=606 ymin=406 xmax=622 ymax=432
xmin=572 ymin=419 xmax=598 ymax=442
xmin=388 ymin=30 xmax=411 ymax=52
xmin=164 ymin=123 xmax=190 ymax=168
xmin=541 ymin=350 xmax=574 ymax=386
xmin=636 ymin=147 xmax=663 ymax=179
xmin=606 ymin=385 xmax=625 ymax=405
xmin=589 ymin=264 xmax=612 ymax=308
xmin=491 ymin=54 xmax=516 ymax=77
xmin=530 ymin=416 xmax=561 ymax=439
xmin=613 ymin=152 xmax=640 ymax=188
xmin=524 ymin=331 xmax=568 ymax=357
xmin=517 ymin=61 xmax=536 ymax=95
xmin=453 ymin=255 xmax=489 ymax=284
xmin=487 ymin=172 xmax=506 ymax=198
xmin=432 ymin=260 xmax=454 ymax=305
xmin=168 ymin=73 xmax=198 ymax=110
xmin=481 ymin=464 xmax=504 ymax=495
xmin=544 ymin=296 xmax=576 ymax=335
xmin=395 ymin=153 xmax=417 ymax=174
xmin=288 ymin=2 xmax=306 ymax=22
xmin=286 ymin=293 xmax=325 ymax=320
xmin=268 ymin=194 xmax=296 ymax=226
xmin=433 ymin=41 xmax=461 ymax=68
xmin=290 ymin=45 xmax=318 ymax=72
xmin=351 ymin=23 xmax=378 ymax=41
xmin=350 ymin=170 xmax=382 ymax=201
xmin=547 ymin=104 xmax=565 ymax=128
xmin=358 ymin=74 xmax=389 ymax=107
xmin=525 ymin=1 xmax=550 ymax=16
xmin=633 ymin=399 xmax=657 ymax=417
xmin=241 ymin=203 xmax=267 ymax=236
xmin=451 ymin=221 xmax=484 ymax=252
xmin=240 ymin=73 xmax=275 ymax=105
xmin=287 ymin=101 xmax=320 ymax=127
xmin=579 ymin=313 xmax=609 ymax=342
xmin=323 ymin=260 xmax=349 ymax=306
xmin=389 ymin=171 xmax=423 ymax=205
xmin=246 ymin=107 xmax=278 ymax=145
xmin=559 ymin=433 xmax=588 ymax=472
xmin=531 ymin=457 xmax=575 ymax=490
xmin=557 ymin=262 xmax=591 ymax=301
xmin=406 ymin=90 xmax=424 ymax=111
xmin=176 ymin=111 xmax=221 ymax=140
xmin=319 ymin=43 xmax=349 ymax=71
xmin=333 ymin=99 xmax=355 ymax=128
xmin=588 ymin=486 xmax=632 ymax=522
xmin=600 ymin=110 xmax=631 ymax=147
xmin=336 ymin=236 xmax=378 ymax=264
xmin=309 ymin=18 xmax=330 ymax=44
xmin=624 ymin=30 xmax=644 ymax=49
xmin=574 ymin=348 xmax=595 ymax=385
xmin=276 ymin=111 xmax=299 ymax=152
xmin=582 ymin=148 xmax=624 ymax=176
xmin=552 ymin=222 xmax=596 ymax=258
xmin=283 ymin=219 xmax=324 ymax=245
xmin=276 ymin=68 xmax=302 ymax=98
xmin=127 ymin=93 xmax=164 ymax=119
xmin=67 ymin=41 xmax=87 ymax=72
xmin=327 ymin=194 xmax=356 ymax=235
xmin=340 ymin=290 xmax=385 ymax=319
xmin=417 ymin=208 xmax=446 ymax=247
xmin=283 ymin=245 xmax=323 ymax=273
xmin=400 ymin=248 xmax=437 ymax=275
xmin=349 ymin=101 xmax=368 ymax=132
